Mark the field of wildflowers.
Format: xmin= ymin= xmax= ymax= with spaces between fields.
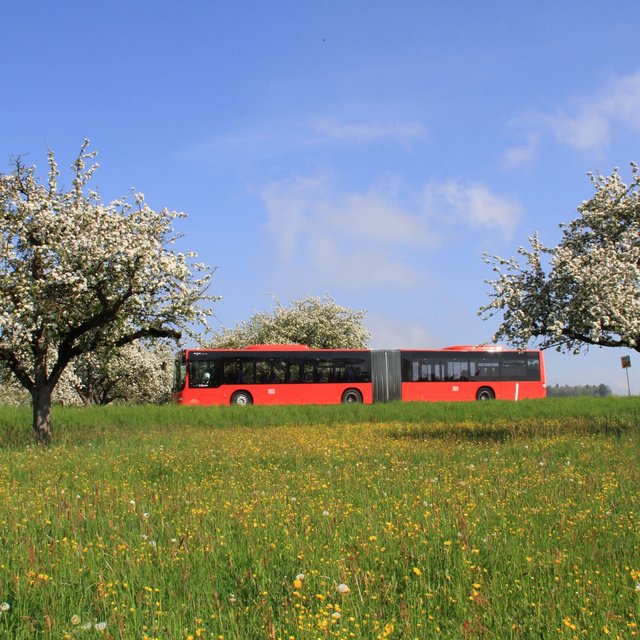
xmin=0 ymin=398 xmax=638 ymax=639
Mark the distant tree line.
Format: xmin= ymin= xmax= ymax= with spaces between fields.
xmin=546 ymin=384 xmax=612 ymax=398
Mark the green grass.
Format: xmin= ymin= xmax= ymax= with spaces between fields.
xmin=0 ymin=398 xmax=639 ymax=638
xmin=2 ymin=397 xmax=639 ymax=448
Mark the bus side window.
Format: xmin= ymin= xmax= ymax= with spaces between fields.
xmin=256 ymin=360 xmax=270 ymax=383
xmin=445 ymin=356 xmax=469 ymax=381
xmin=501 ymin=354 xmax=527 ymax=380
xmin=287 ymin=361 xmax=303 ymax=383
xmin=526 ymin=354 xmax=541 ymax=380
xmin=272 ymin=360 xmax=286 ymax=383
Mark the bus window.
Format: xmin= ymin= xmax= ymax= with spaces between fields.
xmin=223 ymin=359 xmax=240 ymax=384
xmin=314 ymin=360 xmax=333 ymax=383
xmin=287 ymin=361 xmax=303 ymax=383
xmin=174 ymin=353 xmax=187 ymax=391
xmin=222 ymin=358 xmax=255 ymax=384
xmin=271 ymin=360 xmax=286 ymax=383
xmin=333 ymin=358 xmax=368 ymax=382
xmin=254 ymin=360 xmax=268 ymax=383
xmin=350 ymin=357 xmax=371 ymax=382
xmin=444 ymin=355 xmax=470 ymax=381
xmin=413 ymin=357 xmax=444 ymax=382
xmin=401 ymin=353 xmax=442 ymax=382
xmin=500 ymin=354 xmax=527 ymax=380
xmin=526 ymin=353 xmax=541 ymax=380
xmin=472 ymin=353 xmax=500 ymax=379
xmin=189 ymin=360 xmax=217 ymax=387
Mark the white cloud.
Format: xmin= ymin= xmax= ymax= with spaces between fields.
xmin=504 ymin=133 xmax=540 ymax=168
xmin=312 ymin=117 xmax=426 ymax=145
xmin=367 ymin=314 xmax=438 ymax=349
xmin=261 ymin=175 xmax=523 ymax=292
xmin=262 ymin=175 xmax=432 ymax=290
xmin=422 ymin=180 xmax=522 ymax=237
xmin=505 ymin=70 xmax=640 ymax=161
xmin=552 ymin=110 xmax=612 ymax=152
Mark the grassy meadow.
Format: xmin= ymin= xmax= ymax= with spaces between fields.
xmin=0 ymin=398 xmax=639 ymax=639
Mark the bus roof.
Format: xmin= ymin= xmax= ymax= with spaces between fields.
xmin=441 ymin=345 xmax=504 ymax=352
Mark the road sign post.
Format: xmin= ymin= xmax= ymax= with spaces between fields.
xmin=621 ymin=356 xmax=631 ymax=396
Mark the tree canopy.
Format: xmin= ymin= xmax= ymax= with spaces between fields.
xmin=0 ymin=142 xmax=213 ymax=441
xmin=480 ymin=163 xmax=640 ymax=354
xmin=208 ymin=295 xmax=371 ymax=349
xmin=55 ymin=341 xmax=175 ymax=406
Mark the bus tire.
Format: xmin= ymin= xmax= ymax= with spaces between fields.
xmin=231 ymin=391 xmax=253 ymax=406
xmin=342 ymin=388 xmax=363 ymax=404
xmin=476 ymin=387 xmax=495 ymax=401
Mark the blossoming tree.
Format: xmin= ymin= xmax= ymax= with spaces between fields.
xmin=55 ymin=341 xmax=176 ymax=406
xmin=208 ymin=295 xmax=371 ymax=349
xmin=0 ymin=142 xmax=213 ymax=442
xmin=480 ymin=163 xmax=640 ymax=354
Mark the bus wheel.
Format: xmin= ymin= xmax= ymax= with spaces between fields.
xmin=342 ymin=389 xmax=363 ymax=404
xmin=231 ymin=391 xmax=253 ymax=406
xmin=476 ymin=387 xmax=495 ymax=401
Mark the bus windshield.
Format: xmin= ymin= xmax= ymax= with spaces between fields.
xmin=174 ymin=353 xmax=187 ymax=392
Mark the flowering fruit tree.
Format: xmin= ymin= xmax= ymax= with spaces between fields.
xmin=0 ymin=142 xmax=213 ymax=442
xmin=480 ymin=163 xmax=640 ymax=354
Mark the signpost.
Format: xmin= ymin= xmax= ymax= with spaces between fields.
xmin=621 ymin=356 xmax=631 ymax=396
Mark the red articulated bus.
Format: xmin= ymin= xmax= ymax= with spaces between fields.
xmin=174 ymin=344 xmax=546 ymax=406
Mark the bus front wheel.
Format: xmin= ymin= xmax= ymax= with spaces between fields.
xmin=476 ymin=387 xmax=495 ymax=401
xmin=231 ymin=391 xmax=253 ymax=406
xmin=342 ymin=389 xmax=363 ymax=404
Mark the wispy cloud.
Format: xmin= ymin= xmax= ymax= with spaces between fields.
xmin=176 ymin=116 xmax=427 ymax=167
xmin=423 ymin=180 xmax=523 ymax=236
xmin=367 ymin=314 xmax=439 ymax=349
xmin=312 ymin=117 xmax=426 ymax=145
xmin=261 ymin=175 xmax=522 ymax=292
xmin=505 ymin=70 xmax=640 ymax=163
xmin=261 ymin=175 xmax=432 ymax=290
xmin=504 ymin=133 xmax=540 ymax=169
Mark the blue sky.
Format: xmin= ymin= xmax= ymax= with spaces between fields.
xmin=2 ymin=2 xmax=639 ymax=393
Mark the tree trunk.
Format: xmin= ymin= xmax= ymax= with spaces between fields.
xmin=32 ymin=386 xmax=53 ymax=445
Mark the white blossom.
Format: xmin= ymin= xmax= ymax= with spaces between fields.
xmin=480 ymin=163 xmax=640 ymax=354
xmin=0 ymin=141 xmax=215 ymax=441
xmin=53 ymin=341 xmax=175 ymax=406
xmin=208 ymin=294 xmax=371 ymax=349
